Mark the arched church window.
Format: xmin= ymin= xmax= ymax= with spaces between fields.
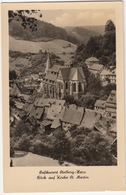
xmin=66 ymin=82 xmax=68 ymax=89
xmin=79 ymin=82 xmax=82 ymax=92
xmin=73 ymin=83 xmax=76 ymax=92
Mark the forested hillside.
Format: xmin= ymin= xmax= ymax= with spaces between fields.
xmin=75 ymin=20 xmax=116 ymax=67
xmin=65 ymin=26 xmax=100 ymax=44
xmin=9 ymin=16 xmax=68 ymax=41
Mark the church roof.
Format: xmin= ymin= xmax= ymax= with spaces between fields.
xmin=59 ymin=68 xmax=70 ymax=80
xmin=69 ymin=67 xmax=85 ymax=81
xmin=59 ymin=66 xmax=86 ymax=81
xmin=50 ymin=65 xmax=63 ymax=73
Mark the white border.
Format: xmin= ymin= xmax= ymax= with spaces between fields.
xmin=0 ymin=0 xmax=125 ymax=194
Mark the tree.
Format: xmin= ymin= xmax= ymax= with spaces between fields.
xmin=9 ymin=70 xmax=17 ymax=80
xmin=9 ymin=10 xmax=42 ymax=31
xmin=63 ymin=95 xmax=75 ymax=104
xmin=76 ymin=94 xmax=97 ymax=109
xmin=71 ymin=131 xmax=116 ymax=166
xmin=87 ymin=73 xmax=102 ymax=95
xmin=53 ymin=132 xmax=70 ymax=160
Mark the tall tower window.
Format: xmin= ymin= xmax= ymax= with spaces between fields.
xmin=73 ymin=83 xmax=76 ymax=92
xmin=79 ymin=82 xmax=82 ymax=92
xmin=66 ymin=82 xmax=68 ymax=89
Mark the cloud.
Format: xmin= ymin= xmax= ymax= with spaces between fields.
xmin=46 ymin=10 xmax=115 ymax=27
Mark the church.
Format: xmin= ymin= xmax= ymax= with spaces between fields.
xmin=42 ymin=53 xmax=87 ymax=99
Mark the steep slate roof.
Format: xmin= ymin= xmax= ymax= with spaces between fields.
xmin=62 ymin=106 xmax=84 ymax=125
xmin=94 ymin=100 xmax=106 ymax=109
xmin=59 ymin=66 xmax=86 ymax=81
xmin=59 ymin=68 xmax=70 ymax=80
xmin=89 ymin=64 xmax=104 ymax=71
xmin=68 ymin=67 xmax=85 ymax=81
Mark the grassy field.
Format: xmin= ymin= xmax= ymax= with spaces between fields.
xmin=9 ymin=36 xmax=77 ymax=54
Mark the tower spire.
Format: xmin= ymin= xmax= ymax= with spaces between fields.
xmin=45 ymin=52 xmax=51 ymax=75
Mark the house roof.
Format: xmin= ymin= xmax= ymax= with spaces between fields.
xmin=29 ymin=107 xmax=44 ymax=119
xmin=18 ymin=94 xmax=30 ymax=101
xmin=62 ymin=106 xmax=84 ymax=125
xmin=94 ymin=100 xmax=106 ymax=109
xmin=89 ymin=64 xmax=104 ymax=72
xmin=46 ymin=104 xmax=63 ymax=120
xmin=35 ymin=98 xmax=65 ymax=107
xmin=51 ymin=118 xmax=61 ymax=129
xmin=106 ymin=90 xmax=116 ymax=105
xmin=85 ymin=57 xmax=99 ymax=64
xmin=100 ymin=69 xmax=116 ymax=76
xmin=10 ymin=83 xmax=21 ymax=96
xmin=41 ymin=120 xmax=52 ymax=127
xmin=15 ymin=101 xmax=24 ymax=109
xmin=110 ymin=123 xmax=117 ymax=132
xmin=105 ymin=103 xmax=116 ymax=109
xmin=23 ymin=103 xmax=34 ymax=114
xmin=79 ymin=109 xmax=100 ymax=129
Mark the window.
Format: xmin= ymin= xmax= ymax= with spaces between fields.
xmin=79 ymin=82 xmax=82 ymax=92
xmin=73 ymin=83 xmax=76 ymax=92
xmin=66 ymin=82 xmax=68 ymax=89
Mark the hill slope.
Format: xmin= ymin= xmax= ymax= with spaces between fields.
xmin=65 ymin=26 xmax=104 ymax=44
xmin=9 ymin=17 xmax=67 ymax=41
xmin=9 ymin=36 xmax=77 ymax=54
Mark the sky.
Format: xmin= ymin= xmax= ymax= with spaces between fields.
xmin=28 ymin=9 xmax=115 ymax=27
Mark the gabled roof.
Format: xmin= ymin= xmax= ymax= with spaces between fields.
xmin=44 ymin=71 xmax=57 ymax=81
xmin=50 ymin=65 xmax=63 ymax=73
xmin=106 ymin=90 xmax=116 ymax=104
xmin=69 ymin=67 xmax=85 ymax=81
xmin=35 ymin=98 xmax=65 ymax=108
xmin=29 ymin=107 xmax=44 ymax=119
xmin=85 ymin=57 xmax=99 ymax=64
xmin=94 ymin=100 xmax=106 ymax=108
xmin=59 ymin=68 xmax=70 ymax=80
xmin=10 ymin=83 xmax=21 ymax=96
xmin=80 ymin=109 xmax=100 ymax=129
xmin=100 ymin=69 xmax=116 ymax=76
xmin=51 ymin=118 xmax=61 ymax=129
xmin=46 ymin=104 xmax=63 ymax=120
xmin=59 ymin=66 xmax=86 ymax=81
xmin=23 ymin=103 xmax=34 ymax=114
xmin=89 ymin=64 xmax=104 ymax=71
xmin=62 ymin=106 xmax=84 ymax=125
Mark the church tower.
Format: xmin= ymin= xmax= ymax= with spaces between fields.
xmin=45 ymin=53 xmax=51 ymax=75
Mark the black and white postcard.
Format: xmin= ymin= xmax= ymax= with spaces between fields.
xmin=1 ymin=1 xmax=125 ymax=192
